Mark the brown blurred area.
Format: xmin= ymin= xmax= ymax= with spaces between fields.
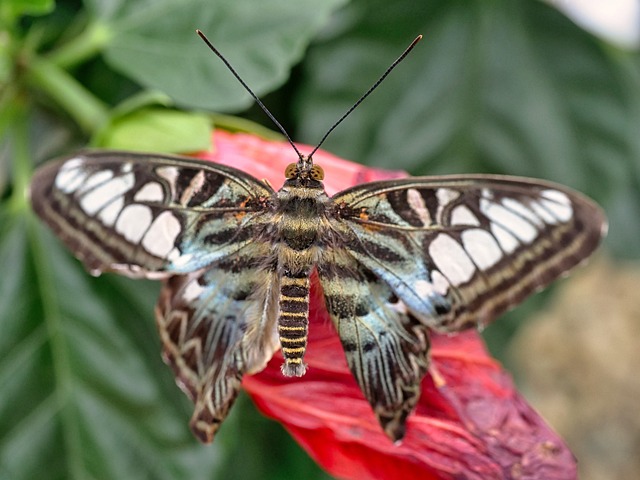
xmin=510 ymin=257 xmax=640 ymax=480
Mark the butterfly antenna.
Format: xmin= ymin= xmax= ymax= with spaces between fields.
xmin=308 ymin=35 xmax=422 ymax=160
xmin=196 ymin=29 xmax=304 ymax=160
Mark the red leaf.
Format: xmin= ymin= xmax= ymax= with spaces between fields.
xmin=194 ymin=130 xmax=577 ymax=480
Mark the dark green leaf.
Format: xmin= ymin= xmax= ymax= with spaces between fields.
xmin=0 ymin=213 xmax=223 ymax=479
xmin=295 ymin=0 xmax=640 ymax=257
xmin=85 ymin=0 xmax=348 ymax=111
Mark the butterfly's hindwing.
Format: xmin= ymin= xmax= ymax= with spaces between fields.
xmin=333 ymin=175 xmax=606 ymax=331
xmin=156 ymin=244 xmax=280 ymax=443
xmin=29 ymin=151 xmax=275 ymax=278
xmin=318 ymin=248 xmax=431 ymax=441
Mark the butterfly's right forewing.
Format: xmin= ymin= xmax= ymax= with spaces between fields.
xmin=29 ymin=151 xmax=275 ymax=278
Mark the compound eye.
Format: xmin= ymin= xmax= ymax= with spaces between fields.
xmin=284 ymin=163 xmax=298 ymax=179
xmin=310 ymin=164 xmax=324 ymax=181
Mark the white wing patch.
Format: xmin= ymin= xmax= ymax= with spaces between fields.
xmin=436 ymin=188 xmax=460 ymax=221
xmin=157 ymin=166 xmax=179 ymax=198
xmin=142 ymin=211 xmax=181 ymax=258
xmin=430 ymin=271 xmax=450 ymax=296
xmin=116 ymin=205 xmax=153 ymax=243
xmin=78 ymin=170 xmax=114 ymax=195
xmin=79 ymin=173 xmax=135 ymax=216
xmin=429 ymin=233 xmax=475 ymax=286
xmin=134 ymin=182 xmax=165 ymax=203
xmin=461 ymin=228 xmax=503 ymax=270
xmin=530 ymin=201 xmax=557 ymax=224
xmin=540 ymin=189 xmax=573 ymax=222
xmin=182 ymin=279 xmax=206 ymax=302
xmin=414 ymin=274 xmax=450 ymax=298
xmin=436 ymin=188 xmax=460 ymax=205
xmin=450 ymin=205 xmax=480 ymax=226
xmin=98 ymin=196 xmax=125 ymax=227
xmin=180 ymin=170 xmax=206 ymax=205
xmin=480 ymin=198 xmax=538 ymax=243
xmin=501 ymin=198 xmax=544 ymax=227
xmin=54 ymin=158 xmax=86 ymax=193
xmin=490 ymin=223 xmax=519 ymax=253
xmin=170 ymin=251 xmax=194 ymax=267
xmin=414 ymin=279 xmax=436 ymax=298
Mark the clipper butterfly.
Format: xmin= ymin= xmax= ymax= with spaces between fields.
xmin=29 ymin=33 xmax=607 ymax=443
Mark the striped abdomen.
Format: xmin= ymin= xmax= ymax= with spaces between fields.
xmin=278 ymin=272 xmax=310 ymax=376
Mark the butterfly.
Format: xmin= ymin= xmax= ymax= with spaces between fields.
xmin=29 ymin=147 xmax=606 ymax=443
xmin=29 ymin=32 xmax=607 ymax=444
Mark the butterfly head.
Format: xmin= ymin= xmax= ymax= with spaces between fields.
xmin=284 ymin=155 xmax=325 ymax=188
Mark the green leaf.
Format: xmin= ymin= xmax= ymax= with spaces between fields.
xmin=295 ymin=0 xmax=640 ymax=257
xmin=85 ymin=0 xmax=348 ymax=111
xmin=1 ymin=0 xmax=54 ymax=18
xmin=95 ymin=107 xmax=212 ymax=152
xmin=0 ymin=213 xmax=224 ymax=479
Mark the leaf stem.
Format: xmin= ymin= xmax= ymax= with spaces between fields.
xmin=6 ymin=101 xmax=31 ymax=214
xmin=48 ymin=22 xmax=111 ymax=70
xmin=27 ymin=56 xmax=109 ymax=134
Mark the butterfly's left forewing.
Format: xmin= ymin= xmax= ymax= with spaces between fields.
xmin=30 ymin=151 xmax=275 ymax=278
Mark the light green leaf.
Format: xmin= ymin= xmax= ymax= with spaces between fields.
xmin=294 ymin=0 xmax=640 ymax=258
xmin=95 ymin=107 xmax=212 ymax=152
xmin=2 ymin=0 xmax=54 ymax=18
xmin=84 ymin=0 xmax=348 ymax=111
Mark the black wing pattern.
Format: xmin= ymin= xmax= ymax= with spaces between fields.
xmin=29 ymin=151 xmax=275 ymax=278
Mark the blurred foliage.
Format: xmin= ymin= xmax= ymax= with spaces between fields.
xmin=0 ymin=0 xmax=637 ymax=479
xmin=294 ymin=0 xmax=640 ymax=259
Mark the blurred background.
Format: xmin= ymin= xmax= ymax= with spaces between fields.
xmin=1 ymin=0 xmax=638 ymax=479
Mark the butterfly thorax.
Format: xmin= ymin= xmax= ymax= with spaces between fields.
xmin=273 ymin=159 xmax=332 ymax=376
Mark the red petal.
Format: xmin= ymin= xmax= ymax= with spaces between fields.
xmin=195 ymin=130 xmax=577 ymax=480
xmin=193 ymin=130 xmax=406 ymax=193
xmin=244 ymin=295 xmax=576 ymax=480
